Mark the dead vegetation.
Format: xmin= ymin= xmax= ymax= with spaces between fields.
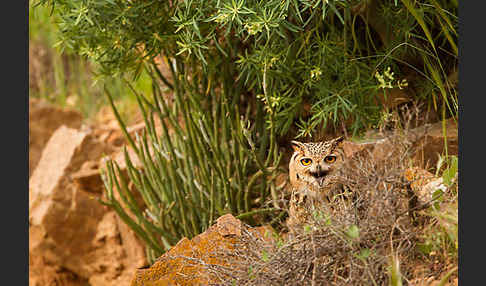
xmin=176 ymin=124 xmax=458 ymax=285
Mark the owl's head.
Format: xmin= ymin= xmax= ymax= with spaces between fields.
xmin=289 ymin=137 xmax=344 ymax=192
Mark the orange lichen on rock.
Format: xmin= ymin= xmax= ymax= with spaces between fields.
xmin=404 ymin=167 xmax=447 ymax=206
xmin=130 ymin=214 xmax=272 ymax=286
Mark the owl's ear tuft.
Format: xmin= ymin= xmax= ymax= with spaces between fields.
xmin=331 ymin=136 xmax=344 ymax=148
xmin=291 ymin=140 xmax=305 ymax=154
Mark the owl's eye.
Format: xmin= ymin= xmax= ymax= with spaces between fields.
xmin=300 ymin=158 xmax=312 ymax=166
xmin=324 ymin=155 xmax=336 ymax=163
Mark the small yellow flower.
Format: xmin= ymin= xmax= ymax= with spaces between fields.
xmin=268 ymin=56 xmax=278 ymax=68
xmin=244 ymin=22 xmax=263 ymax=35
xmin=384 ymin=66 xmax=394 ymax=81
xmin=374 ymin=67 xmax=406 ymax=90
xmin=397 ymin=79 xmax=408 ymax=89
xmin=213 ymin=11 xmax=230 ymax=24
xmin=310 ymin=67 xmax=322 ymax=79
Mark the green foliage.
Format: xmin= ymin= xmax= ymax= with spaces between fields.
xmin=355 ymin=248 xmax=371 ymax=262
xmin=388 ymin=254 xmax=403 ymax=286
xmin=416 ymin=204 xmax=457 ymax=259
xmin=29 ymin=1 xmax=145 ymax=122
xmin=38 ymin=0 xmax=457 ymax=136
xmin=346 ymin=224 xmax=360 ymax=240
xmin=261 ymin=249 xmax=270 ymax=262
xmin=417 ymin=155 xmax=458 ymax=262
xmin=439 ymin=155 xmax=458 ymax=187
xmin=38 ymin=0 xmax=458 ymax=263
xmin=101 ymin=59 xmax=284 ymax=260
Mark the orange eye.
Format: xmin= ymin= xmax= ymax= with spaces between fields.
xmin=324 ymin=156 xmax=336 ymax=163
xmin=300 ymin=158 xmax=312 ymax=166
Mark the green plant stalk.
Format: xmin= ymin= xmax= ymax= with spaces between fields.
xmin=50 ymin=0 xmax=457 ymax=262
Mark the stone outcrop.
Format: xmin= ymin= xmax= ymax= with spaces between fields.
xmin=29 ymin=98 xmax=84 ymax=177
xmin=342 ymin=118 xmax=458 ymax=171
xmin=28 ymin=96 xmax=457 ymax=286
xmin=411 ymin=118 xmax=458 ymax=169
xmin=130 ymin=214 xmax=273 ymax=286
xmin=404 ymin=167 xmax=448 ymax=208
xmin=375 ymin=87 xmax=411 ymax=109
xmin=29 ymin=125 xmax=147 ymax=286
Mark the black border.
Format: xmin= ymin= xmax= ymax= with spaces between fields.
xmin=458 ymin=1 xmax=482 ymax=285
xmin=7 ymin=0 xmax=29 ymax=285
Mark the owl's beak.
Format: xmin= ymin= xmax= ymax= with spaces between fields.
xmin=315 ymin=176 xmax=326 ymax=187
xmin=311 ymin=166 xmax=328 ymax=187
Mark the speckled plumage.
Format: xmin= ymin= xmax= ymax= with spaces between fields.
xmin=287 ymin=137 xmax=345 ymax=231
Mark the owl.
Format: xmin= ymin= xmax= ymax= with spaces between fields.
xmin=287 ymin=136 xmax=345 ymax=230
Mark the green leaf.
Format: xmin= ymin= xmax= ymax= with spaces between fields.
xmin=400 ymin=0 xmax=436 ymax=52
xmin=346 ymin=224 xmax=360 ymax=240
xmin=261 ymin=250 xmax=269 ymax=262
xmin=355 ymin=248 xmax=371 ymax=261
xmin=442 ymin=156 xmax=458 ymax=186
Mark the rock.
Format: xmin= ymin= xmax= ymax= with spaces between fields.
xmin=29 ymin=126 xmax=104 ymax=280
xmin=130 ymin=214 xmax=273 ymax=286
xmin=93 ymin=106 xmax=131 ymax=147
xmin=95 ymin=106 xmax=122 ymax=129
xmin=92 ymin=126 xmax=125 ymax=148
xmin=94 ymin=105 xmax=151 ymax=148
xmin=106 ymin=120 xmax=162 ymax=171
xmin=375 ymin=88 xmax=411 ymax=109
xmin=341 ymin=138 xmax=397 ymax=168
xmin=411 ymin=118 xmax=458 ymax=170
xmin=215 ymin=213 xmax=242 ymax=236
xmin=110 ymin=145 xmax=143 ymax=171
xmin=29 ymin=254 xmax=88 ymax=286
xmin=370 ymin=137 xmax=402 ymax=162
xmin=99 ymin=116 xmax=165 ymax=171
xmin=29 ymin=98 xmax=83 ymax=177
xmin=29 ymin=125 xmax=147 ymax=286
xmin=71 ymin=161 xmax=104 ymax=194
xmin=88 ymin=212 xmax=147 ymax=286
xmin=341 ymin=140 xmax=375 ymax=158
xmin=404 ymin=167 xmax=447 ymax=207
xmin=343 ymin=118 xmax=458 ymax=172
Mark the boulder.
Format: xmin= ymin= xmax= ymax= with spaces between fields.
xmin=411 ymin=118 xmax=458 ymax=169
xmin=71 ymin=161 xmax=105 ymax=195
xmin=130 ymin=214 xmax=273 ymax=286
xmin=93 ymin=105 xmax=155 ymax=148
xmin=29 ymin=98 xmax=83 ymax=177
xmin=29 ymin=125 xmax=147 ymax=286
xmin=343 ymin=118 xmax=458 ymax=172
xmin=375 ymin=88 xmax=411 ymax=109
xmin=88 ymin=212 xmax=147 ymax=286
xmin=404 ymin=167 xmax=447 ymax=208
xmin=29 ymin=254 xmax=88 ymax=286
xmin=341 ymin=140 xmax=375 ymax=158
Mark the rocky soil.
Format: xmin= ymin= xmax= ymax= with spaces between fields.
xmin=29 ymin=99 xmax=145 ymax=286
xmin=29 ymin=98 xmax=458 ymax=285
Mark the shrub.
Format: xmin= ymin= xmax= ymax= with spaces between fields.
xmin=37 ymin=0 xmax=457 ymax=135
xmin=101 ymin=69 xmax=284 ymax=261
xmin=37 ymin=0 xmax=458 ymax=260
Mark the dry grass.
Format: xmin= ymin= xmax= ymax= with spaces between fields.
xmin=192 ymin=126 xmax=457 ymax=285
